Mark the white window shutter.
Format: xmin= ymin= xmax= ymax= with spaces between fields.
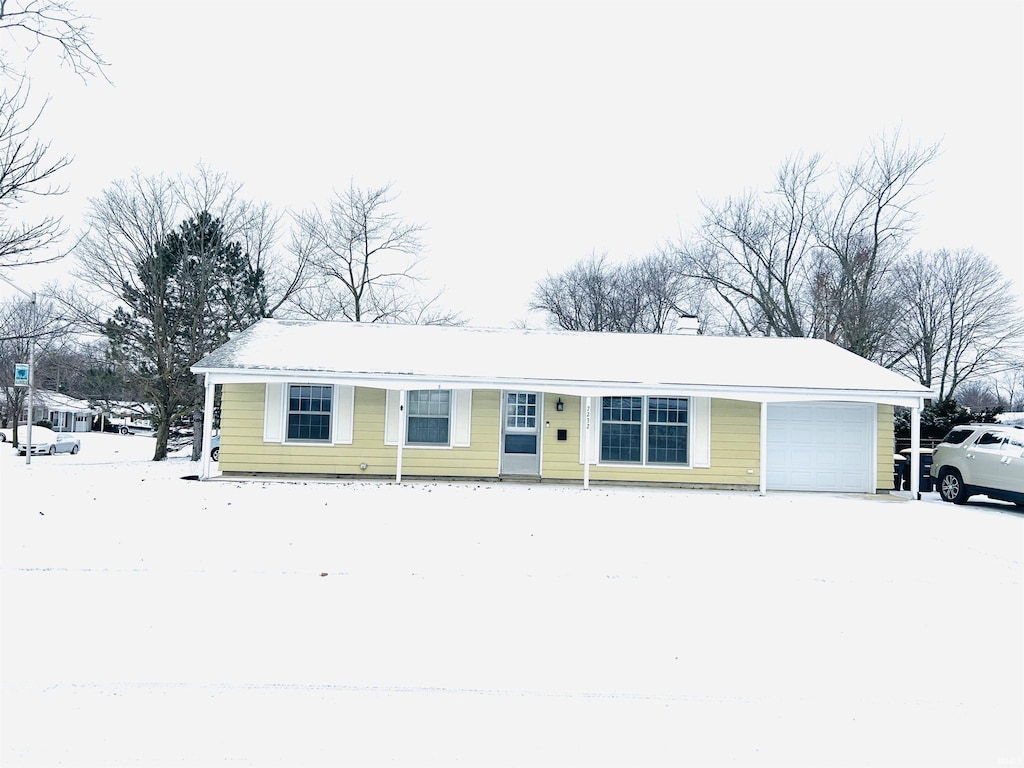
xmin=453 ymin=390 xmax=472 ymax=446
xmin=332 ymin=385 xmax=354 ymax=444
xmin=691 ymin=397 xmax=711 ymax=468
xmin=384 ymin=390 xmax=400 ymax=445
xmin=263 ymin=383 xmax=284 ymax=443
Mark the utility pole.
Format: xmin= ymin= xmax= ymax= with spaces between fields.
xmin=0 ymin=273 xmax=37 ymax=465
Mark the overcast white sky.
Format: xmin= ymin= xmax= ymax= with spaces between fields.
xmin=10 ymin=0 xmax=1024 ymax=326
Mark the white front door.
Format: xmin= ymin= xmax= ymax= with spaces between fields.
xmin=501 ymin=391 xmax=541 ymax=476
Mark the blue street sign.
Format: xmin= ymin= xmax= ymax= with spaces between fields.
xmin=14 ymin=363 xmax=28 ymax=387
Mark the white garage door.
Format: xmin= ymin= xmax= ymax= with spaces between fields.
xmin=767 ymin=402 xmax=875 ymax=492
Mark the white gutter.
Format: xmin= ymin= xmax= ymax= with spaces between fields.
xmin=191 ymin=368 xmax=933 ymax=409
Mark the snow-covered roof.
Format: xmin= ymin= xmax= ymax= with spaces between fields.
xmin=192 ymin=319 xmax=934 ymax=406
xmin=3 ymin=388 xmax=98 ymax=413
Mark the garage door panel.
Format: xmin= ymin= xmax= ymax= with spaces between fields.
xmin=767 ymin=402 xmax=874 ymax=492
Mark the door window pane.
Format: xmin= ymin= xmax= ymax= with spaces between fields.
xmin=505 ymin=392 xmax=538 ymax=430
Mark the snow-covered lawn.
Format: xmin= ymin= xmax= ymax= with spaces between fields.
xmin=2 ymin=432 xmax=1022 ymax=767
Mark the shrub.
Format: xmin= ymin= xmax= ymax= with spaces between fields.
xmin=895 ymin=398 xmax=1002 ymax=441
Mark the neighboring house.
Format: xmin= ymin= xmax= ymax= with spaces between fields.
xmin=190 ymin=319 xmax=935 ymax=495
xmin=95 ymin=401 xmax=157 ymax=433
xmin=10 ymin=389 xmax=99 ymax=432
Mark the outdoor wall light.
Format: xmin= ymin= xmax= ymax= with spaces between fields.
xmin=555 ymin=398 xmax=564 ymax=412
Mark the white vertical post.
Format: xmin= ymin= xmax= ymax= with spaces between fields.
xmin=583 ymin=396 xmax=592 ymax=490
xmin=200 ymin=377 xmax=215 ymax=479
xmin=396 ymin=389 xmax=406 ymax=484
xmin=910 ymin=402 xmax=921 ymax=499
xmin=25 ymin=338 xmax=34 ymax=465
xmin=759 ymin=400 xmax=768 ymax=496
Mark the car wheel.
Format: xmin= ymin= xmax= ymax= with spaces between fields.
xmin=120 ymin=426 xmax=129 ymax=435
xmin=71 ymin=444 xmax=79 ymax=454
xmin=938 ymin=468 xmax=969 ymax=504
xmin=48 ymin=445 xmax=56 ymax=455
xmin=0 ymin=432 xmax=6 ymax=442
xmin=211 ymin=447 xmax=220 ymax=462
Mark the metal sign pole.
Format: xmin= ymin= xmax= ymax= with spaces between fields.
xmin=0 ymin=273 xmax=38 ymax=464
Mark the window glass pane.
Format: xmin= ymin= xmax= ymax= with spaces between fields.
xmin=601 ymin=396 xmax=642 ymax=462
xmin=601 ymin=423 xmax=642 ymax=462
xmin=602 ymin=396 xmax=642 ymax=423
xmin=407 ymin=390 xmax=451 ymax=444
xmin=647 ymin=397 xmax=687 ymax=464
xmin=648 ymin=425 xmax=688 ymax=464
xmin=505 ymin=434 xmax=537 ymax=454
xmin=286 ymin=384 xmax=332 ymax=442
xmin=408 ymin=416 xmax=449 ymax=444
xmin=506 ymin=392 xmax=538 ymax=430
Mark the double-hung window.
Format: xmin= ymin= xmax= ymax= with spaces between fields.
xmin=287 ymin=384 xmax=332 ymax=442
xmin=600 ymin=395 xmax=688 ymax=465
xmin=406 ymin=390 xmax=451 ymax=445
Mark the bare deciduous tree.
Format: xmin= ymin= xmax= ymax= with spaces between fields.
xmin=0 ymin=0 xmax=108 ymax=81
xmin=676 ymin=132 xmax=939 ymax=361
xmin=0 ymin=80 xmax=71 ymax=268
xmin=889 ymin=248 xmax=1024 ymax=401
xmin=991 ymin=365 xmax=1024 ymax=413
xmin=681 ymin=153 xmax=826 ymax=338
xmin=290 ymin=182 xmax=461 ymax=325
xmin=0 ymin=295 xmax=73 ymax=443
xmin=531 ymin=250 xmax=701 ymax=333
xmin=0 ymin=1 xmax=108 ymax=271
xmin=813 ymin=131 xmax=939 ymax=359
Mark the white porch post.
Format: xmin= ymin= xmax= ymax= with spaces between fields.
xmin=910 ymin=402 xmax=921 ymax=499
xmin=759 ymin=400 xmax=768 ymax=496
xmin=200 ymin=376 xmax=216 ymax=479
xmin=583 ymin=396 xmax=592 ymax=490
xmin=396 ymin=389 xmax=406 ymax=484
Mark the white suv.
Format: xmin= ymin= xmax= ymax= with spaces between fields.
xmin=930 ymin=424 xmax=1024 ymax=507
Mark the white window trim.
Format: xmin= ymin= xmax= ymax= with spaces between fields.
xmin=384 ymin=389 xmax=472 ymax=448
xmin=263 ymin=382 xmax=354 ymax=446
xmin=580 ymin=395 xmax=711 ymax=469
xmin=503 ymin=391 xmax=540 ymax=433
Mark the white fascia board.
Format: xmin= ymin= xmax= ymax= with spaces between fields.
xmin=193 ymin=368 xmax=932 ymax=407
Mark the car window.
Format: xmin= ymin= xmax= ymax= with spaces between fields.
xmin=1004 ymin=435 xmax=1024 ymax=455
xmin=975 ymin=431 xmax=1005 ymax=447
xmin=940 ymin=428 xmax=975 ymax=445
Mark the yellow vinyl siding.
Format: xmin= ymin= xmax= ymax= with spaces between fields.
xmin=541 ymin=396 xmax=761 ymax=489
xmin=876 ymin=403 xmax=895 ymax=492
xmin=220 ymin=384 xmax=886 ymax=492
xmin=218 ymin=384 xmax=500 ymax=478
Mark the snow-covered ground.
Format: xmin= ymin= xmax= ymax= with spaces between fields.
xmin=1 ymin=432 xmax=1021 ymax=767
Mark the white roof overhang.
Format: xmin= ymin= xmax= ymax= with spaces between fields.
xmin=192 ymin=320 xmax=932 ymax=409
